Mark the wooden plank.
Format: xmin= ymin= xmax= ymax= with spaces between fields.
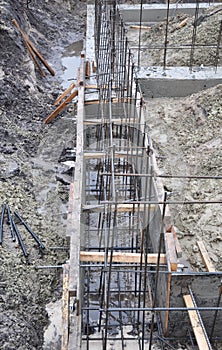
xmin=165 ymin=231 xmax=178 ymax=271
xmin=68 ymin=52 xmax=85 ymax=299
xmin=84 ymin=97 xmax=131 ymax=105
xmin=82 ymin=203 xmax=155 ymax=213
xmin=84 ymin=118 xmax=136 ymax=125
xmin=54 ymin=83 xmax=75 ymax=106
xmin=61 ymin=264 xmax=69 ymax=350
xmin=44 ymin=90 xmax=78 ymax=124
xmin=85 ymin=84 xmax=126 ymax=90
xmin=130 ymin=25 xmax=151 ymax=30
xmin=183 ymin=294 xmax=211 ymax=350
xmin=12 ymin=19 xmax=55 ymax=76
xmin=83 ymin=151 xmax=142 ymax=159
xmin=167 ymin=225 xmax=182 ymax=258
xmin=12 ymin=19 xmax=45 ymax=77
xmin=80 ymin=251 xmax=166 ymax=264
xmin=197 ymin=240 xmax=215 ymax=272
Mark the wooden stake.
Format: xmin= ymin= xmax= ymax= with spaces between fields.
xmin=12 ymin=19 xmax=55 ymax=76
xmin=177 ymin=17 xmax=189 ymax=29
xmin=85 ymin=60 xmax=90 ymax=78
xmin=44 ymin=90 xmax=78 ymax=124
xmin=165 ymin=231 xmax=178 ymax=271
xmin=92 ymin=60 xmax=97 ymax=73
xmin=53 ymin=83 xmax=75 ymax=106
xmin=26 ymin=42 xmax=46 ymax=77
xmin=167 ymin=225 xmax=182 ymax=258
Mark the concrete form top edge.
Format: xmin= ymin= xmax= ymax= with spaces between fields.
xmin=118 ymin=2 xmax=222 ymax=11
xmin=138 ymin=66 xmax=222 ymax=80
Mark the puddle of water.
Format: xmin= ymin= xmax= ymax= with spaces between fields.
xmin=61 ymin=41 xmax=83 ymax=89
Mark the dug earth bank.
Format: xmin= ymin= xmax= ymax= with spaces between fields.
xmin=0 ymin=0 xmax=86 ymax=349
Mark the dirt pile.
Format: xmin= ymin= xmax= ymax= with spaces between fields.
xmin=0 ymin=0 xmax=86 ymax=349
xmin=139 ymin=4 xmax=222 ymax=66
xmin=146 ymin=83 xmax=222 ymax=271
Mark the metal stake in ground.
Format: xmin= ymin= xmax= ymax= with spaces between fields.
xmin=0 ymin=204 xmax=6 ymax=245
xmin=11 ymin=218 xmax=28 ymax=258
xmin=14 ymin=210 xmax=45 ymax=249
xmin=6 ymin=205 xmax=16 ymax=241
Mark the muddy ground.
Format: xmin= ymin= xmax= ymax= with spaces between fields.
xmin=0 ymin=0 xmax=86 ymax=349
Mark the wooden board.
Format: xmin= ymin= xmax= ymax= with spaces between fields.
xmin=61 ymin=264 xmax=69 ymax=350
xmin=82 ymin=203 xmax=155 ymax=213
xmin=84 ymin=118 xmax=136 ymax=125
xmin=167 ymin=225 xmax=182 ymax=258
xmin=83 ymin=151 xmax=143 ymax=159
xmin=54 ymin=83 xmax=75 ymax=106
xmin=197 ymin=240 xmax=215 ymax=272
xmin=44 ymin=90 xmax=78 ymax=124
xmin=165 ymin=231 xmax=178 ymax=271
xmin=12 ymin=19 xmax=55 ymax=76
xmin=80 ymin=251 xmax=166 ymax=264
xmin=183 ymin=294 xmax=211 ymax=350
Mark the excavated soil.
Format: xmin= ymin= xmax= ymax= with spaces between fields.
xmin=0 ymin=0 xmax=86 ymax=349
xmin=127 ymin=4 xmax=222 ymax=66
xmin=145 ymin=85 xmax=222 ymax=271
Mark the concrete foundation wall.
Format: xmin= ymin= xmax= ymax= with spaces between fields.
xmin=118 ymin=3 xmax=213 ymax=24
xmin=139 ymin=76 xmax=222 ymax=98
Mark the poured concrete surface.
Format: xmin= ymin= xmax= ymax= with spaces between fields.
xmin=138 ymin=66 xmax=222 ymax=97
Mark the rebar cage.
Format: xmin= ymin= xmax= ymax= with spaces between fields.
xmin=69 ymin=1 xmax=222 ymax=349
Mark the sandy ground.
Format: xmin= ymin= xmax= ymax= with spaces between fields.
xmin=145 ymin=85 xmax=222 ymax=271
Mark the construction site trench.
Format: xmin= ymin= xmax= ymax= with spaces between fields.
xmin=0 ymin=0 xmax=221 ymax=350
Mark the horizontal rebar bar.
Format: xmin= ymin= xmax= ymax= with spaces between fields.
xmin=130 ymin=44 xmax=222 ymax=50
xmin=35 ymin=265 xmax=63 ymax=269
xmin=100 ymin=172 xmax=222 ymax=180
xmin=82 ymin=306 xmax=222 ymax=312
xmin=100 ymin=199 xmax=222 ymax=205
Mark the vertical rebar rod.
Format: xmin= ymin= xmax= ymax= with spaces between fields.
xmin=138 ymin=0 xmax=143 ymax=69
xmin=189 ymin=0 xmax=199 ymax=71
xmin=163 ymin=0 xmax=170 ymax=70
xmin=103 ymin=203 xmax=118 ymax=349
xmin=0 ymin=204 xmax=6 ymax=245
xmin=215 ymin=20 xmax=222 ymax=72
